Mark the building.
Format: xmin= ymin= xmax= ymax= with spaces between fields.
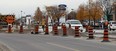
xmin=20 ymin=15 xmax=33 ymax=26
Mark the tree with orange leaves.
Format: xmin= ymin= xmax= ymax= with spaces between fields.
xmin=76 ymin=4 xmax=87 ymax=22
xmin=77 ymin=0 xmax=103 ymax=27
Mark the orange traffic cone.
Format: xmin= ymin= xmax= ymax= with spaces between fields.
xmin=101 ymin=28 xmax=110 ymax=42
xmin=19 ymin=25 xmax=23 ymax=33
xmin=87 ymin=26 xmax=94 ymax=39
xmin=8 ymin=25 xmax=12 ymax=33
xmin=54 ymin=24 xmax=58 ymax=35
xmin=62 ymin=25 xmax=67 ymax=36
xmin=34 ymin=25 xmax=39 ymax=34
xmin=75 ymin=26 xmax=80 ymax=37
xmin=45 ymin=25 xmax=49 ymax=35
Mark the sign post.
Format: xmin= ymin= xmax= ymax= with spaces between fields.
xmin=6 ymin=15 xmax=15 ymax=33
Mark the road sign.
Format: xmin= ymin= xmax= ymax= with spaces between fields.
xmin=6 ymin=15 xmax=15 ymax=24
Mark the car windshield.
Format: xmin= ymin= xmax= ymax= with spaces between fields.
xmin=70 ymin=21 xmax=81 ymax=24
xmin=112 ymin=22 xmax=116 ymax=24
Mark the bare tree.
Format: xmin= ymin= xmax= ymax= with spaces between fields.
xmin=67 ymin=9 xmax=77 ymax=20
xmin=99 ymin=0 xmax=116 ymax=21
xmin=45 ymin=6 xmax=63 ymax=25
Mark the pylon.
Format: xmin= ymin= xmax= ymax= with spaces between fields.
xmin=62 ymin=25 xmax=67 ymax=36
xmin=87 ymin=26 xmax=94 ymax=39
xmin=101 ymin=28 xmax=110 ymax=42
xmin=45 ymin=25 xmax=49 ymax=35
xmin=19 ymin=25 xmax=23 ymax=33
xmin=34 ymin=25 xmax=39 ymax=34
xmin=75 ymin=26 xmax=80 ymax=37
xmin=8 ymin=24 xmax=12 ymax=33
xmin=54 ymin=24 xmax=58 ymax=35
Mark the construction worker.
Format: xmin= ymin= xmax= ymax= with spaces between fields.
xmin=42 ymin=18 xmax=46 ymax=31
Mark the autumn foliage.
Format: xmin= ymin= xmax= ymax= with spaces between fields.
xmin=76 ymin=1 xmax=103 ymax=21
xmin=34 ymin=7 xmax=43 ymax=22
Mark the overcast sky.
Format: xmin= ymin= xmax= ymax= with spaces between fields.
xmin=0 ymin=0 xmax=88 ymax=18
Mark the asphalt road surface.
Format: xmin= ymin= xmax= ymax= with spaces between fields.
xmin=0 ymin=33 xmax=116 ymax=51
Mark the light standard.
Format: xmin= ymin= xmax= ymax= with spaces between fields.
xmin=19 ymin=10 xmax=23 ymax=33
xmin=21 ymin=11 xmax=23 ymax=24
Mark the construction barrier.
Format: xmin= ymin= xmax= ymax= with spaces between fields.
xmin=101 ymin=28 xmax=110 ymax=42
xmin=19 ymin=25 xmax=23 ymax=33
xmin=8 ymin=24 xmax=12 ymax=33
xmin=87 ymin=26 xmax=94 ymax=39
xmin=75 ymin=26 xmax=80 ymax=37
xmin=45 ymin=25 xmax=49 ymax=35
xmin=34 ymin=25 xmax=39 ymax=34
xmin=62 ymin=25 xmax=67 ymax=36
xmin=54 ymin=24 xmax=58 ymax=35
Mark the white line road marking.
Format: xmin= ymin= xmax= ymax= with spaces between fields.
xmin=46 ymin=42 xmax=79 ymax=51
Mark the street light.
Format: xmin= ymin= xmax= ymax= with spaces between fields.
xmin=21 ymin=11 xmax=23 ymax=24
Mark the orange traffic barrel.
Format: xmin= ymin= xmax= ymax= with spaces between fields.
xmin=75 ymin=26 xmax=80 ymax=37
xmin=19 ymin=25 xmax=23 ymax=33
xmin=8 ymin=25 xmax=12 ymax=33
xmin=62 ymin=25 xmax=67 ymax=36
xmin=101 ymin=28 xmax=110 ymax=42
xmin=45 ymin=25 xmax=49 ymax=35
xmin=87 ymin=26 xmax=94 ymax=39
xmin=54 ymin=24 xmax=58 ymax=35
xmin=34 ymin=25 xmax=39 ymax=34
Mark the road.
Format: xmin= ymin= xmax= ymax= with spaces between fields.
xmin=0 ymin=33 xmax=116 ymax=51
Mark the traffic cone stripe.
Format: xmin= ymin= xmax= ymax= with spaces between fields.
xmin=53 ymin=25 xmax=58 ymax=35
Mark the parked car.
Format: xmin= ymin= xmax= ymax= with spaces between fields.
xmin=109 ymin=21 xmax=116 ymax=31
xmin=65 ymin=20 xmax=86 ymax=32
